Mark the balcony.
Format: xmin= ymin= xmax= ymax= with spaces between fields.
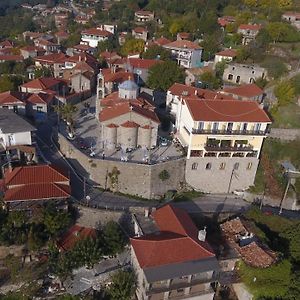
xmin=204 ymin=144 xmax=253 ymax=152
xmin=192 ymin=129 xmax=268 ymax=136
xmin=146 ymin=274 xmax=218 ymax=296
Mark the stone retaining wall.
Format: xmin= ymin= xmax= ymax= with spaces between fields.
xmin=58 ymin=133 xmax=186 ymax=199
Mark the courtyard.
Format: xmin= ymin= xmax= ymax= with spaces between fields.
xmin=60 ymin=98 xmax=184 ymax=164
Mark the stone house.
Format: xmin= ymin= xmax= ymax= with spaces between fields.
xmin=132 ymin=27 xmax=148 ymax=42
xmin=134 ymin=10 xmax=154 ymax=23
xmin=237 ymin=24 xmax=262 ymax=45
xmin=223 ymin=63 xmax=267 ymax=85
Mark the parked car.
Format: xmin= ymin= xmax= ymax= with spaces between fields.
xmin=75 ymin=137 xmax=89 ymax=150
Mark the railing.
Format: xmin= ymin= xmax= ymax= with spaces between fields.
xmin=146 ymin=274 xmax=218 ymax=295
xmin=192 ymin=129 xmax=268 ymax=136
xmin=204 ymin=145 xmax=254 ymax=152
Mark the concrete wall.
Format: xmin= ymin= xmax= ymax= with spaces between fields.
xmin=58 ymin=133 xmax=185 ymax=199
xmin=269 ymin=128 xmax=300 ymax=141
xmin=185 ymin=157 xmax=259 ymax=193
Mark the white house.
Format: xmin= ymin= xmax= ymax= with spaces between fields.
xmin=81 ymin=27 xmax=113 ymax=48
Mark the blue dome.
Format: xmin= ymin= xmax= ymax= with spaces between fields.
xmin=119 ymin=80 xmax=138 ymax=91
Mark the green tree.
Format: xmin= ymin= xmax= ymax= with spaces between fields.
xmin=108 ymin=270 xmax=136 ymax=300
xmin=201 ymin=32 xmax=222 ymax=61
xmin=120 ymin=38 xmax=145 ymax=56
xmin=199 ymin=71 xmax=221 ymax=89
xmin=274 ymin=80 xmax=295 ymax=106
xmin=34 ymin=67 xmax=52 ymax=78
xmin=142 ymin=45 xmax=171 ymax=60
xmin=0 ymin=75 xmax=14 ymax=92
xmin=103 ymin=221 xmax=126 ymax=255
xmin=281 ymin=223 xmax=300 ymax=263
xmin=261 ymin=57 xmax=288 ymax=80
xmin=159 ymin=169 xmax=170 ymax=181
xmin=147 ymin=60 xmax=184 ymax=91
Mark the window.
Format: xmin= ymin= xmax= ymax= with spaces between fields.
xmin=255 ymin=123 xmax=261 ymax=132
xmin=212 ymin=122 xmax=219 ymax=132
xmin=37 ymin=106 xmax=43 ymax=112
xmin=249 ymin=78 xmax=255 ymax=83
xmin=236 ymin=76 xmax=240 ymax=84
xmin=247 ymin=162 xmax=253 ymax=170
xmin=198 ymin=121 xmax=204 ymax=131
xmin=228 ymin=74 xmax=233 ymax=80
xmin=227 ymin=122 xmax=233 ymax=133
xmin=243 ymin=123 xmax=248 ymax=131
xmin=220 ymin=162 xmax=226 ymax=170
xmin=234 ymin=162 xmax=239 ymax=170
xmin=192 ymin=163 xmax=198 ymax=170
xmin=206 ymin=163 xmax=212 ymax=170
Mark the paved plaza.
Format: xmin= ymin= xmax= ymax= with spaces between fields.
xmin=62 ymin=98 xmax=184 ymax=164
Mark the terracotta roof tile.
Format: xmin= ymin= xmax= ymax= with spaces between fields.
xmin=153 ymin=37 xmax=171 ymax=46
xmin=21 ymin=77 xmax=63 ymax=90
xmin=216 ymin=49 xmax=237 ymax=57
xmin=128 ymin=58 xmax=161 ymax=69
xmin=57 ymin=225 xmax=97 ymax=251
xmin=133 ymin=27 xmax=147 ymax=33
xmin=238 ymin=24 xmax=262 ymax=31
xmin=27 ymin=93 xmax=55 ymax=104
xmin=0 ymin=91 xmax=28 ymax=105
xmin=223 ymin=83 xmax=263 ymax=98
xmin=121 ymin=121 xmax=140 ymax=128
xmin=131 ymin=204 xmax=215 ymax=269
xmin=164 ymin=40 xmax=202 ymax=50
xmin=184 ymin=98 xmax=271 ymax=123
xmin=0 ymin=55 xmax=24 ymax=62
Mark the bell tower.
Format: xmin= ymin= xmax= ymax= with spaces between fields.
xmin=96 ymin=69 xmax=105 ymax=120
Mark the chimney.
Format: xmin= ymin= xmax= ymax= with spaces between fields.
xmin=198 ymin=226 xmax=207 ymax=241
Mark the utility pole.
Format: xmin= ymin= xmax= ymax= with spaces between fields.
xmin=279 ymin=177 xmax=290 ymax=215
xmin=227 ymin=168 xmax=235 ymax=194
xmin=83 ymin=177 xmax=86 ymax=201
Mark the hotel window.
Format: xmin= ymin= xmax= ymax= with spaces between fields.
xmin=206 ymin=163 xmax=212 ymax=170
xmin=192 ymin=163 xmax=198 ymax=170
xmin=198 ymin=121 xmax=204 ymax=131
xmin=220 ymin=162 xmax=226 ymax=170
xmin=212 ymin=122 xmax=219 ymax=132
xmin=255 ymin=123 xmax=261 ymax=132
xmin=243 ymin=123 xmax=248 ymax=131
xmin=247 ymin=162 xmax=253 ymax=170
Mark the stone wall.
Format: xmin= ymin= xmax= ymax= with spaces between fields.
xmin=186 ymin=157 xmax=259 ymax=193
xmin=269 ymin=128 xmax=300 ymax=141
xmin=58 ymin=133 xmax=186 ymax=199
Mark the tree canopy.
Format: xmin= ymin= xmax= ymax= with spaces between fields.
xmin=147 ymin=60 xmax=184 ymax=91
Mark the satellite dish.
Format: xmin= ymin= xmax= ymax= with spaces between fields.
xmin=86 ymin=195 xmax=91 ymax=201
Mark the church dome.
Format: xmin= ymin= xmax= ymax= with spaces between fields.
xmin=119 ymin=79 xmax=138 ymax=91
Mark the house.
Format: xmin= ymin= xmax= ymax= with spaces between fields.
xmin=34 ymin=52 xmax=68 ymax=69
xmin=75 ymin=15 xmax=89 ymax=25
xmin=27 ymin=93 xmax=56 ymax=121
xmin=81 ymin=27 xmax=113 ymax=48
xmin=174 ymin=97 xmax=271 ymax=193
xmin=185 ymin=66 xmax=213 ymax=86
xmin=131 ymin=204 xmax=219 ymax=300
xmin=100 ymin=51 xmax=121 ymax=65
xmin=221 ymin=83 xmax=264 ymax=102
xmin=166 ymin=83 xmax=233 ymax=117
xmin=218 ymin=16 xmax=235 ymax=28
xmin=132 ymin=27 xmax=148 ymax=42
xmin=71 ymin=42 xmax=97 ymax=56
xmin=20 ymin=77 xmax=67 ymax=95
xmin=2 ymin=164 xmax=70 ymax=211
xmin=97 ymin=79 xmax=160 ymax=150
xmin=34 ymin=38 xmax=61 ymax=53
xmin=126 ymin=58 xmax=161 ymax=84
xmin=0 ymin=91 xmax=28 ymax=115
xmin=214 ymin=49 xmax=237 ymax=65
xmin=23 ymin=31 xmax=43 ymax=41
xmin=69 ymin=71 xmax=95 ymax=93
xmin=57 ymin=225 xmax=97 ymax=252
xmin=118 ymin=32 xmax=128 ymax=46
xmin=223 ymin=63 xmax=267 ymax=84
xmin=282 ymin=11 xmax=300 ymax=30
xmin=237 ymin=24 xmax=262 ymax=45
xmin=134 ymin=10 xmax=154 ymax=23
xmin=163 ymin=40 xmax=203 ymax=68
xmin=0 ymin=40 xmax=14 ymax=49
xmin=55 ymin=31 xmax=69 ymax=44
xmin=20 ymin=46 xmax=46 ymax=59
xmin=0 ymin=108 xmax=36 ymax=164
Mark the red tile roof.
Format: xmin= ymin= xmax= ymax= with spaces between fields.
xmin=223 ymin=83 xmax=263 ymax=98
xmin=21 ymin=77 xmax=63 ymax=90
xmin=27 ymin=93 xmax=55 ymax=104
xmin=283 ymin=11 xmax=300 ymax=18
xmin=184 ymin=98 xmax=271 ymax=122
xmin=121 ymin=121 xmax=140 ymax=128
xmin=164 ymin=40 xmax=202 ymax=50
xmin=99 ymin=100 xmax=160 ymax=123
xmin=0 ymin=91 xmax=28 ymax=105
xmin=106 ymin=123 xmax=119 ymax=128
xmin=133 ymin=27 xmax=147 ymax=33
xmin=0 ymin=40 xmax=14 ymax=48
xmin=238 ymin=24 xmax=262 ymax=31
xmin=4 ymin=164 xmax=69 ymax=186
xmin=0 ymin=55 xmax=24 ymax=62
xmin=82 ymin=28 xmax=113 ymax=37
xmin=128 ymin=58 xmax=161 ymax=69
xmin=57 ymin=225 xmax=97 ymax=251
xmin=4 ymin=183 xmax=70 ymax=202
xmin=131 ymin=205 xmax=215 ymax=268
xmin=177 ymin=32 xmax=190 ymax=39
xmin=153 ymin=37 xmax=172 ymax=46
xmin=168 ymin=83 xmax=234 ymax=100
xmin=218 ymin=16 xmax=235 ymax=27
xmin=103 ymin=70 xmax=134 ymax=83
xmin=216 ymin=49 xmax=237 ymax=57
xmin=35 ymin=52 xmax=68 ymax=64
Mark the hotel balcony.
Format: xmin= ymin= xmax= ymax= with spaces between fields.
xmin=204 ymin=144 xmax=254 ymax=152
xmin=192 ymin=129 xmax=268 ymax=136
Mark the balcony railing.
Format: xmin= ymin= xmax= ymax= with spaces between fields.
xmin=192 ymin=129 xmax=268 ymax=136
xmin=146 ymin=274 xmax=218 ymax=296
xmin=204 ymin=144 xmax=254 ymax=152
